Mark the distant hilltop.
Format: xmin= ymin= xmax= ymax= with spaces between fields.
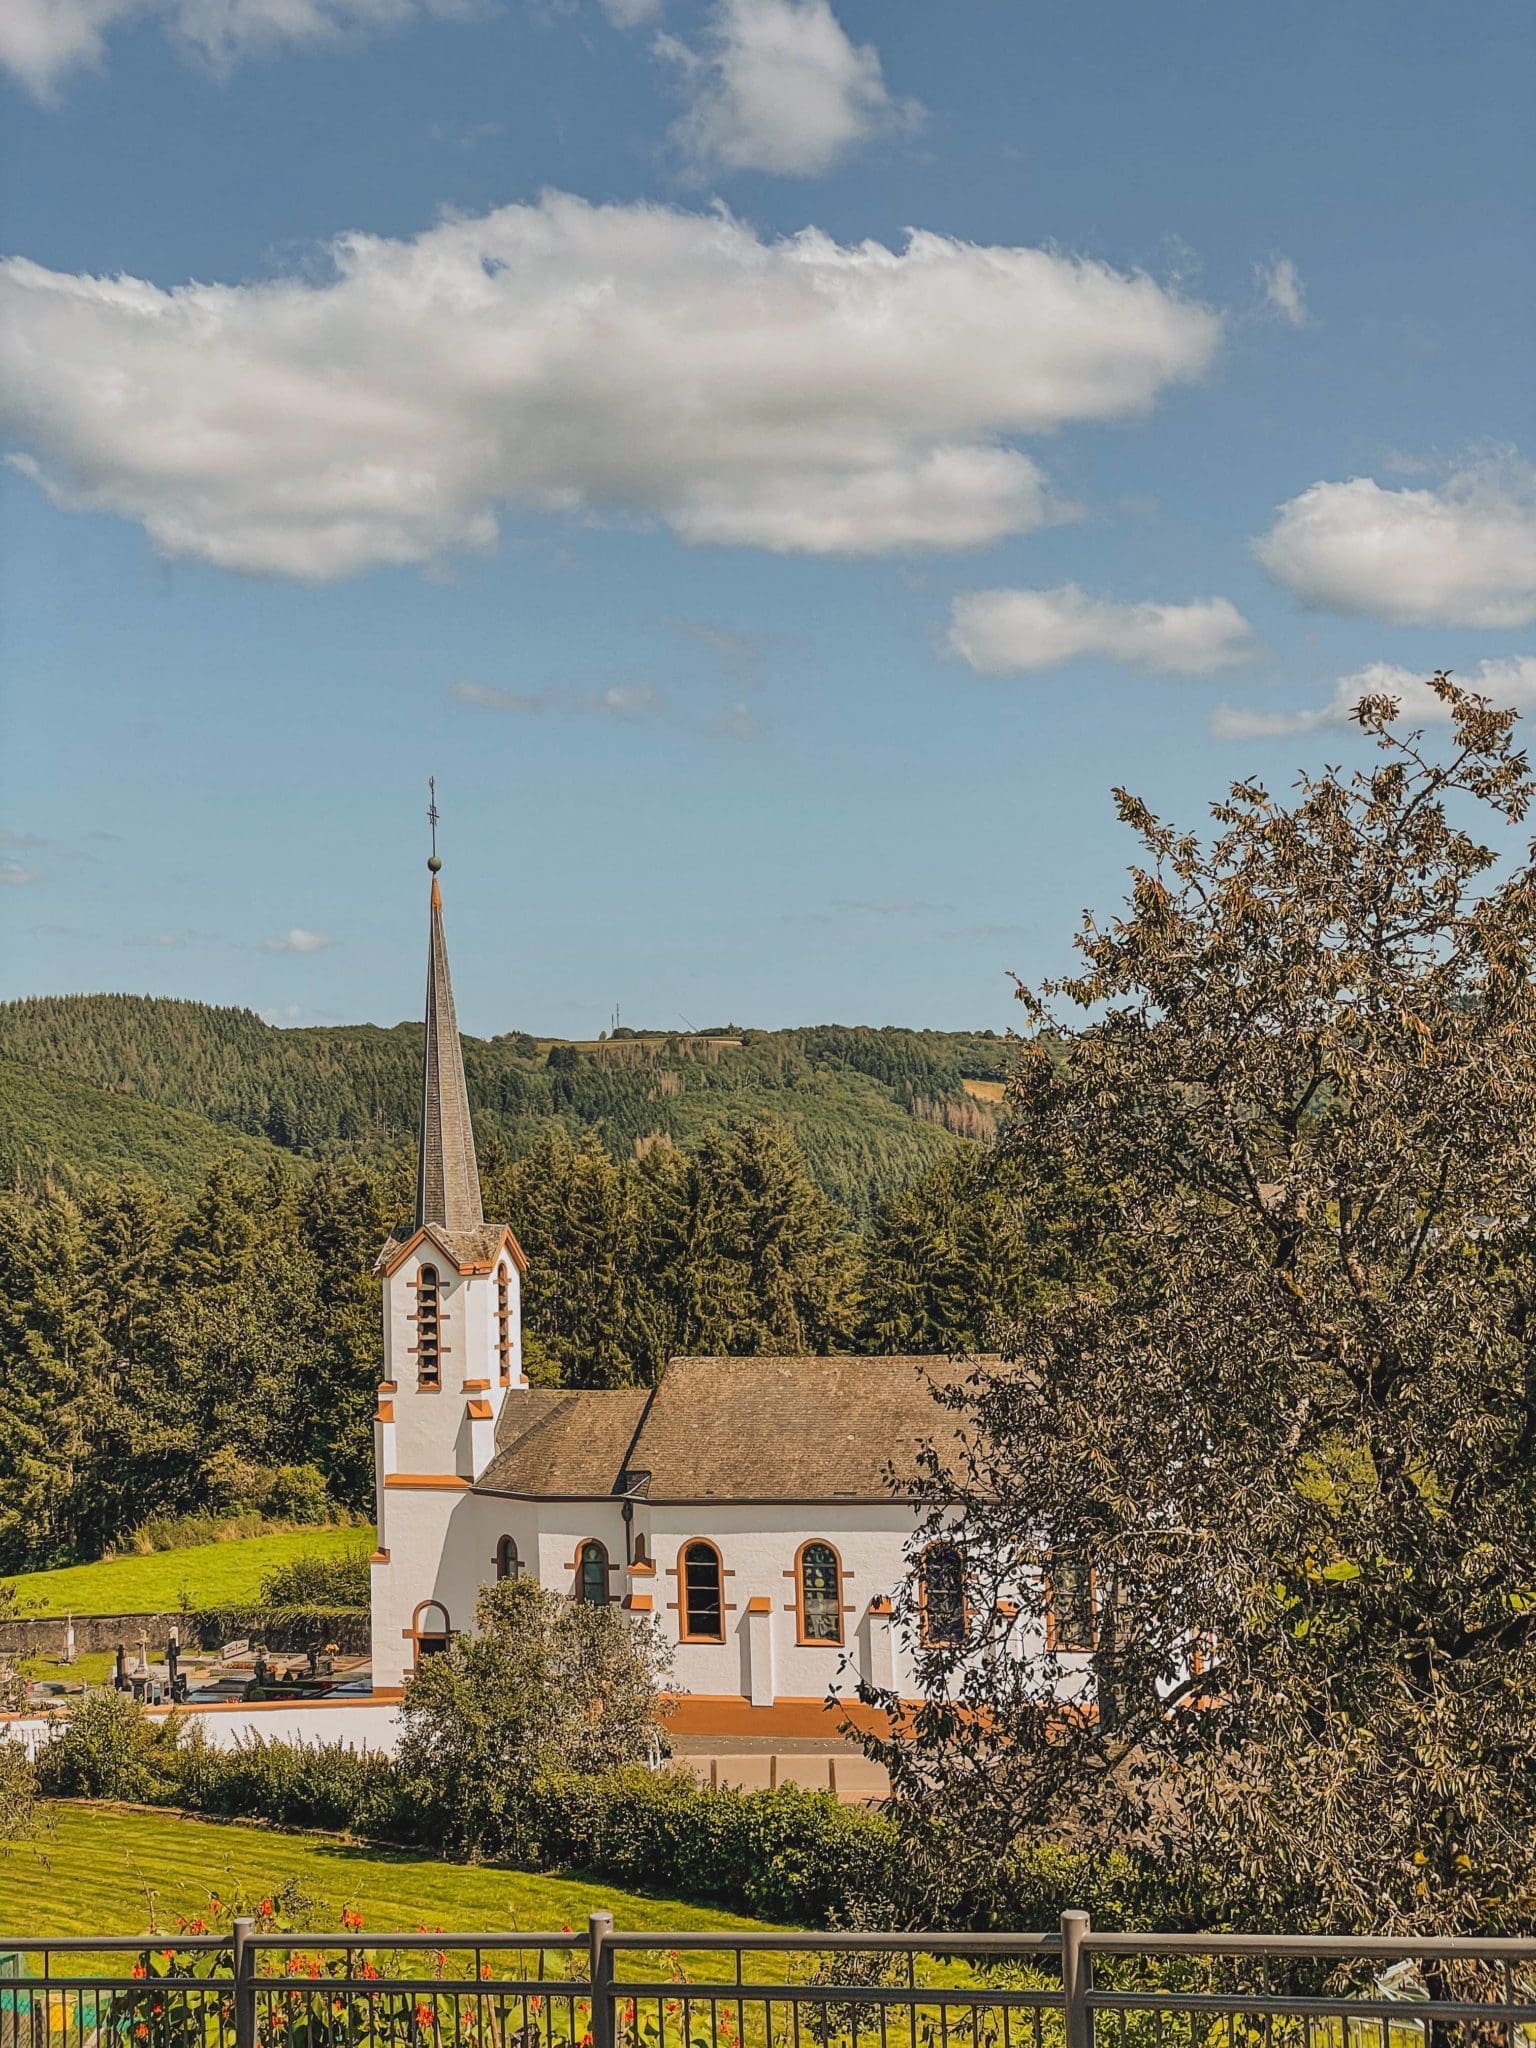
xmin=0 ymin=995 xmax=1011 ymax=1220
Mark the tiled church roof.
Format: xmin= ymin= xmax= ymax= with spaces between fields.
xmin=476 ymin=1354 xmax=984 ymax=1503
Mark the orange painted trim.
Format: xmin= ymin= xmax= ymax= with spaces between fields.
xmin=385 ymin=1473 xmax=471 ymax=1490
xmin=466 ymin=1399 xmax=494 ymax=1420
xmin=676 ymin=1538 xmax=727 ymax=1644
xmin=462 ymin=1379 xmax=491 ymax=1391
xmin=745 ymin=1596 xmax=772 ymax=1614
xmin=378 ymin=1381 xmax=397 ymax=1393
xmin=868 ymin=1596 xmax=894 ymax=1615
xmin=663 ymin=1694 xmax=906 ymax=1740
xmin=370 ymin=1687 xmax=405 ymax=1704
xmin=374 ymin=1403 xmax=394 ymax=1424
xmin=628 ymin=1557 xmax=656 ymax=1577
xmin=370 ymin=1549 xmax=390 ymax=1565
xmin=624 ymin=1594 xmax=654 ymax=1612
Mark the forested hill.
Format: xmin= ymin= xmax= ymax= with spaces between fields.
xmin=0 ymin=995 xmax=1010 ymax=1219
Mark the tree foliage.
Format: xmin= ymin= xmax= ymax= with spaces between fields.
xmin=394 ymin=1576 xmax=672 ymax=1860
xmin=861 ymin=679 xmax=1536 ymax=1935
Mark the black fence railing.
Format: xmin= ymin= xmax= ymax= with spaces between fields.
xmin=0 ymin=1917 xmax=1530 ymax=2048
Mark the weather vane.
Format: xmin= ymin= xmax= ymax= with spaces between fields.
xmin=427 ymin=776 xmax=441 ymax=873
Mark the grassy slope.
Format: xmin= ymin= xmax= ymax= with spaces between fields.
xmin=0 ymin=1805 xmax=771 ymax=1938
xmin=0 ymin=1054 xmax=295 ymax=1202
xmin=3 ymin=1529 xmax=368 ymax=1618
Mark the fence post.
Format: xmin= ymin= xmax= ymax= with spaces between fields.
xmin=1060 ymin=1911 xmax=1092 ymax=2048
xmin=589 ymin=1911 xmax=615 ymax=2048
xmin=231 ymin=1917 xmax=255 ymax=2048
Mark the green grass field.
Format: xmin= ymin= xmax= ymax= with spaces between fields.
xmin=0 ymin=1805 xmax=769 ymax=1940
xmin=3 ymin=1528 xmax=368 ymax=1618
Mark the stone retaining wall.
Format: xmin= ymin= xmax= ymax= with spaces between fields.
xmin=0 ymin=1611 xmax=184 ymax=1658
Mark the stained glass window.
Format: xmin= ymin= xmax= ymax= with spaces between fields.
xmin=799 ymin=1542 xmax=842 ymax=1643
xmin=921 ymin=1543 xmax=965 ymax=1647
xmin=578 ymin=1539 xmax=610 ymax=1605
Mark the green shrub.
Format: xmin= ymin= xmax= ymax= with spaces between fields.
xmin=170 ymin=1728 xmax=403 ymax=1836
xmin=35 ymin=1686 xmax=175 ymax=1802
xmin=510 ymin=1767 xmax=904 ymax=1922
xmin=259 ymin=1546 xmax=371 ymax=1608
xmin=186 ymin=1604 xmax=370 ymax=1655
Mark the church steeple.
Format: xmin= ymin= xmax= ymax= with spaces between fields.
xmin=416 ymin=786 xmax=483 ymax=1232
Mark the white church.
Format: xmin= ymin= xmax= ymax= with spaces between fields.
xmin=369 ymin=853 xmax=1087 ymax=1735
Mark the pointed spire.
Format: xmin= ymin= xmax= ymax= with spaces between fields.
xmin=416 ymin=789 xmax=483 ymax=1232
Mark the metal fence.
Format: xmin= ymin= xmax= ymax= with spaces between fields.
xmin=0 ymin=1916 xmax=1530 ymax=2048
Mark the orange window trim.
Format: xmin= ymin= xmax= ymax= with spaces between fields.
xmin=385 ymin=1473 xmax=471 ymax=1490
xmin=624 ymin=1594 xmax=654 ymax=1613
xmin=466 ymin=1399 xmax=494 ymax=1420
xmin=677 ymin=1539 xmax=727 ymax=1643
xmin=745 ymin=1596 xmax=772 ymax=1615
xmin=794 ymin=1538 xmax=846 ymax=1648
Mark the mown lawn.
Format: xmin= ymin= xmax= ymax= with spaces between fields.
xmin=2 ymin=1528 xmax=368 ymax=1618
xmin=0 ymin=1805 xmax=773 ymax=1940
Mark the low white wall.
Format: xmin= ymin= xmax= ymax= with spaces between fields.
xmin=2 ymin=1697 xmax=402 ymax=1761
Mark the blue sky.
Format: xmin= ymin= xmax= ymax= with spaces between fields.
xmin=2 ymin=0 xmax=1533 ymax=1037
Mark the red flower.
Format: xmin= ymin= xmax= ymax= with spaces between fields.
xmin=259 ymin=1900 xmax=274 ymax=1918
xmin=131 ymin=1965 xmax=147 ymax=1981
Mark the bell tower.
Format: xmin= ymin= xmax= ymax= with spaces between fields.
xmin=370 ymin=791 xmax=527 ymax=1690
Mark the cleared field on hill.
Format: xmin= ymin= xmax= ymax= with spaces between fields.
xmin=3 ymin=1528 xmax=367 ymax=1617
xmin=0 ymin=1804 xmax=772 ymax=1938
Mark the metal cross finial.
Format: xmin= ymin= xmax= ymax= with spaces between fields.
xmin=427 ymin=777 xmax=442 ymax=873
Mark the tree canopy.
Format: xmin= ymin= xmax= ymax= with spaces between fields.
xmin=861 ymin=679 xmax=1536 ymax=1935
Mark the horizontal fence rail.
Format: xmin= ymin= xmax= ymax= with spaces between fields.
xmin=0 ymin=1917 xmax=1530 ymax=2048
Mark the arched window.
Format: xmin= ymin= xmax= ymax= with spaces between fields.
xmin=796 ymin=1541 xmax=843 ymax=1645
xmin=1045 ymin=1558 xmax=1096 ymax=1653
xmin=411 ymin=1600 xmax=451 ymax=1666
xmin=415 ymin=1264 xmax=441 ymax=1390
xmin=680 ymin=1540 xmax=724 ymax=1641
xmin=495 ymin=1535 xmax=520 ymax=1582
xmin=496 ymin=1262 xmax=513 ymax=1386
xmin=578 ymin=1540 xmax=610 ymax=1606
xmin=920 ymin=1543 xmax=966 ymax=1648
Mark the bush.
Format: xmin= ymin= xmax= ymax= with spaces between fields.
xmin=532 ymin=1767 xmax=904 ymax=1922
xmin=186 ymin=1605 xmax=370 ymax=1655
xmin=259 ymin=1546 xmax=371 ymax=1608
xmin=170 ymin=1728 xmax=404 ymax=1837
xmin=0 ymin=1736 xmax=36 ymax=1844
xmin=35 ymin=1685 xmax=176 ymax=1802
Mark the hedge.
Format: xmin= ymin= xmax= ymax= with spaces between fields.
xmin=185 ymin=1605 xmax=370 ymax=1655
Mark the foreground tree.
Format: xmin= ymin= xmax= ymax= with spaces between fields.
xmin=395 ymin=1577 xmax=671 ymax=1859
xmin=861 ymin=680 xmax=1536 ymax=1934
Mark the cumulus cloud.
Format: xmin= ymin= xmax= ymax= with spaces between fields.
xmin=948 ymin=583 xmax=1257 ymax=676
xmin=1211 ymin=656 xmax=1536 ymax=740
xmin=0 ymin=193 xmax=1220 ymax=580
xmin=1258 ymin=255 xmax=1307 ymax=327
xmin=661 ymin=0 xmax=919 ymax=178
xmin=262 ymin=927 xmax=332 ymax=953
xmin=1253 ymin=456 xmax=1536 ymax=628
xmin=0 ymin=0 xmax=473 ymax=99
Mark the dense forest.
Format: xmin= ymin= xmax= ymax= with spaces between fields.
xmin=0 ymin=997 xmax=1007 ymax=1220
xmin=0 ymin=997 xmax=1055 ymax=1573
xmin=0 ymin=1126 xmax=1085 ymax=1573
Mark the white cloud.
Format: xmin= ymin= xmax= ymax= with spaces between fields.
xmin=1258 ymin=255 xmax=1307 ymax=328
xmin=262 ymin=927 xmax=332 ymax=953
xmin=1211 ymin=656 xmax=1536 ymax=740
xmin=661 ymin=0 xmax=920 ymax=178
xmin=1253 ymin=455 xmax=1536 ymax=627
xmin=948 ymin=583 xmax=1257 ymax=676
xmin=451 ymin=679 xmax=666 ymax=720
xmin=0 ymin=861 xmax=42 ymax=886
xmin=0 ymin=193 xmax=1221 ymax=580
xmin=0 ymin=0 xmax=473 ymax=99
